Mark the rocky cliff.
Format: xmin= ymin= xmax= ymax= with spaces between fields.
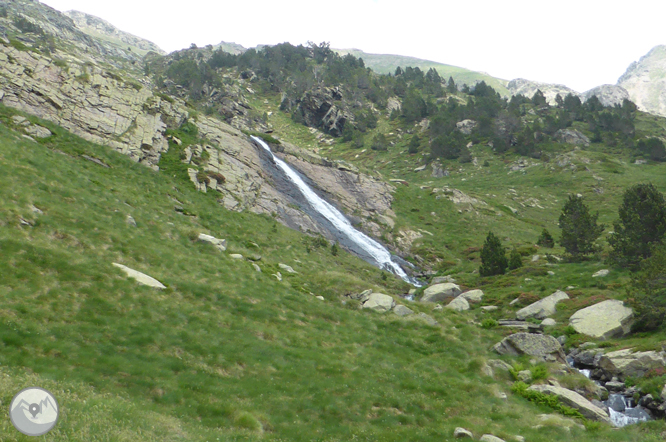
xmin=507 ymin=78 xmax=629 ymax=107
xmin=618 ymin=45 xmax=666 ymax=117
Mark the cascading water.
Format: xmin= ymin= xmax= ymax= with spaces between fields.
xmin=252 ymin=136 xmax=421 ymax=286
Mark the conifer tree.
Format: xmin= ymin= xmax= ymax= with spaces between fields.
xmin=536 ymin=228 xmax=555 ymax=248
xmin=508 ymin=248 xmax=523 ymax=270
xmin=558 ymin=195 xmax=604 ymax=261
xmin=480 ymin=232 xmax=508 ymax=276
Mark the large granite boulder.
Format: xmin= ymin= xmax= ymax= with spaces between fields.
xmin=569 ymin=300 xmax=634 ymax=340
xmin=516 ymin=290 xmax=569 ymax=320
xmin=598 ymin=348 xmax=666 ymax=379
xmin=528 ymin=385 xmax=610 ymax=423
xmin=493 ymin=333 xmax=566 ymax=362
xmin=554 ymin=129 xmax=590 ymax=147
xmin=421 ymin=283 xmax=461 ymax=303
xmin=447 ymin=296 xmax=470 ymax=312
xmin=459 ymin=289 xmax=484 ymax=303
xmin=362 ymin=293 xmax=395 ymax=313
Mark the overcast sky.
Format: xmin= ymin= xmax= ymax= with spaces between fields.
xmin=40 ymin=0 xmax=665 ymax=92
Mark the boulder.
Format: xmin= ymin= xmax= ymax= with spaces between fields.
xmin=569 ymin=300 xmax=634 ymax=340
xmin=393 ymin=305 xmax=414 ymax=317
xmin=479 ymin=435 xmax=505 ymax=442
xmin=493 ymin=333 xmax=566 ymax=362
xmin=25 ymin=124 xmax=52 ymax=138
xmin=362 ymin=293 xmax=395 ymax=313
xmin=453 ymin=427 xmax=473 ymax=438
xmin=528 ymin=384 xmax=610 ymax=422
xmin=481 ymin=306 xmax=499 ymax=312
xmin=112 ymin=263 xmax=166 ymax=289
xmin=456 ymin=119 xmax=477 ymax=135
xmin=416 ymin=312 xmax=438 ymax=326
xmin=459 ymin=289 xmax=484 ymax=303
xmin=278 ymin=263 xmax=297 ymax=273
xmin=554 ymin=129 xmax=590 ymax=147
xmin=598 ymin=348 xmax=666 ymax=379
xmin=573 ymin=349 xmax=604 ymax=367
xmin=421 ymin=283 xmax=461 ymax=303
xmin=515 ymin=290 xmax=569 ymax=320
xmin=431 ymin=275 xmax=456 ymax=284
xmin=197 ymin=233 xmax=227 ymax=252
xmin=229 ymin=254 xmax=244 ymax=259
xmin=541 ymin=318 xmax=557 ymax=327
xmin=592 ymin=269 xmax=609 ymax=278
xmin=447 ymin=297 xmax=470 ymax=312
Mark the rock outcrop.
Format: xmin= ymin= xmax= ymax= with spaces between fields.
xmin=582 ymin=84 xmax=630 ymax=108
xmin=598 ymin=349 xmax=666 ymax=379
xmin=293 ymin=87 xmax=353 ymax=136
xmin=569 ymin=300 xmax=634 ymax=340
xmin=515 ymin=290 xmax=569 ymax=320
xmin=618 ymin=45 xmax=666 ymax=117
xmin=507 ymin=78 xmax=578 ymax=105
xmin=554 ymin=129 xmax=590 ymax=147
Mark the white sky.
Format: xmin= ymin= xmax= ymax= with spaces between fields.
xmin=40 ymin=0 xmax=665 ymax=92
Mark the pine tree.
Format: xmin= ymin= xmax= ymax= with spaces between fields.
xmin=536 ymin=228 xmax=555 ymax=248
xmin=508 ymin=248 xmax=523 ymax=270
xmin=609 ymin=183 xmax=666 ymax=269
xmin=408 ymin=135 xmax=420 ymax=154
xmin=558 ymin=195 xmax=604 ymax=261
xmin=630 ymin=244 xmax=666 ymax=331
xmin=480 ymin=232 xmax=508 ymax=276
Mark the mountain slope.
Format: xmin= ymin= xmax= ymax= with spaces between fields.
xmin=619 ymin=45 xmax=666 ymax=117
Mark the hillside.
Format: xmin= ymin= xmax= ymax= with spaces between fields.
xmin=1 ymin=1 xmax=666 ymax=440
xmin=619 ymin=45 xmax=666 ymax=117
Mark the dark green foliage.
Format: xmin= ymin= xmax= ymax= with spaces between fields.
xmin=511 ymin=382 xmax=585 ymax=420
xmin=371 ymin=133 xmax=388 ymax=151
xmin=408 ymin=135 xmax=420 ymax=154
xmin=629 ymin=245 xmax=666 ymax=331
xmin=331 ymin=242 xmax=339 ymax=256
xmin=536 ymin=228 xmax=555 ymax=248
xmin=447 ymin=76 xmax=456 ymax=93
xmin=13 ymin=16 xmax=44 ymax=35
xmin=531 ymin=90 xmax=548 ymax=107
xmin=480 ymin=231 xmax=508 ymax=277
xmin=558 ymin=195 xmax=604 ymax=261
xmin=637 ymin=138 xmax=666 ymax=161
xmin=430 ymin=131 xmax=465 ymax=160
xmin=508 ymin=248 xmax=523 ymax=270
xmin=609 ymin=183 xmax=666 ymax=269
xmin=0 ymin=6 xmax=7 ymax=18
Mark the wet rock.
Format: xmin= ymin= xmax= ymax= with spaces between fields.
xmin=608 ymin=394 xmax=626 ymax=412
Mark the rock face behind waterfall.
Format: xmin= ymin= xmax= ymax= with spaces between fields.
xmin=292 ymin=87 xmax=353 ymax=136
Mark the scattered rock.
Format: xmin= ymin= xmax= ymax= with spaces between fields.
xmin=393 ymin=305 xmax=414 ymax=317
xmin=459 ymin=289 xmax=484 ymax=303
xmin=414 ymin=164 xmax=427 ymax=172
xmin=528 ymin=384 xmax=610 ymax=422
xmin=517 ymin=370 xmax=532 ymax=383
xmin=362 ymin=293 xmax=395 ymax=313
xmin=126 ymin=215 xmax=137 ymax=227
xmin=531 ymin=255 xmax=540 ymax=262
xmin=421 ymin=283 xmax=461 ymax=303
xmin=480 ymin=435 xmax=505 ymax=442
xmin=592 ymin=269 xmax=609 ymax=278
xmin=493 ymin=333 xmax=566 ymax=362
xmin=569 ymin=300 xmax=634 ymax=340
xmin=554 ymin=128 xmax=590 ymax=147
xmin=229 ymin=254 xmax=244 ymax=259
xmin=598 ymin=348 xmax=666 ymax=379
xmin=541 ymin=318 xmax=557 ymax=327
xmin=447 ymin=296 xmax=470 ymax=312
xmin=112 ymin=263 xmax=166 ymax=289
xmin=515 ymin=290 xmax=569 ymax=320
xmin=197 ymin=234 xmax=227 ymax=252
xmin=431 ymin=275 xmax=456 ymax=284
xmin=252 ymin=263 xmax=261 ymax=272
xmin=81 ymin=154 xmax=111 ymax=168
xmin=25 ymin=124 xmax=52 ymax=139
xmin=433 ymin=304 xmax=443 ymax=311
xmin=272 ymin=272 xmax=282 ymax=281
xmin=278 ymin=263 xmax=297 ymax=273
xmin=453 ymin=427 xmax=473 ymax=438
xmin=316 ymin=296 xmax=325 ymax=301
xmin=481 ymin=306 xmax=499 ymax=312
xmin=416 ymin=312 xmax=438 ymax=326
xmin=456 ymin=119 xmax=477 ymax=135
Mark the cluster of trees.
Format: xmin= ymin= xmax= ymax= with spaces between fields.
xmin=479 ymin=183 xmax=666 ymax=330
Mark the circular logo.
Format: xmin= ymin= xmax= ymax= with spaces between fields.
xmin=9 ymin=387 xmax=59 ymax=436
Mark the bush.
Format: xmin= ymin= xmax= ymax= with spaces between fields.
xmin=629 ymin=245 xmax=666 ymax=332
xmin=508 ymin=248 xmax=523 ymax=270
xmin=371 ymin=133 xmax=388 ymax=151
xmin=331 ymin=242 xmax=339 ymax=256
xmin=479 ymin=231 xmax=508 ymax=277
xmin=480 ymin=318 xmax=498 ymax=329
xmin=536 ymin=228 xmax=555 ymax=248
xmin=558 ymin=195 xmax=604 ymax=261
xmin=609 ymin=183 xmax=666 ymax=269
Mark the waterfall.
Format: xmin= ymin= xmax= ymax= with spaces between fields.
xmin=252 ymin=136 xmax=421 ymax=286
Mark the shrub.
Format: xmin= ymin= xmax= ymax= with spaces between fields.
xmin=558 ymin=195 xmax=604 ymax=261
xmin=207 ymin=172 xmax=226 ymax=184
xmin=537 ymin=228 xmax=555 ymax=248
xmin=479 ymin=231 xmax=508 ymax=276
xmin=331 ymin=242 xmax=339 ymax=256
xmin=371 ymin=133 xmax=388 ymax=151
xmin=629 ymin=245 xmax=666 ymax=332
xmin=480 ymin=318 xmax=498 ymax=329
xmin=508 ymin=248 xmax=523 ymax=270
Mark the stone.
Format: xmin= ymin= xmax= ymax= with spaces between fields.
xmin=481 ymin=306 xmax=499 ymax=312
xmin=421 ymin=283 xmax=461 ymax=303
xmin=541 ymin=318 xmax=557 ymax=327
xmin=447 ymin=296 xmax=470 ymax=312
xmin=515 ymin=290 xmax=569 ymax=320
xmin=554 ymin=128 xmax=590 ymax=147
xmin=592 ymin=269 xmax=610 ymax=278
xmin=316 ymin=296 xmax=325 ymax=301
xmin=416 ymin=312 xmax=438 ymax=326
xmin=514 ymin=437 xmax=525 ymax=442
xmin=608 ymin=394 xmax=626 ymax=412
xmin=532 ymin=254 xmax=540 ymax=262
xmin=433 ymin=304 xmax=443 ymax=311
xmin=480 ymin=435 xmax=505 ymax=442
xmin=517 ymin=370 xmax=532 ymax=383
xmin=362 ymin=293 xmax=395 ymax=313
xmin=453 ymin=427 xmax=473 ymax=438
xmin=12 ymin=115 xmax=28 ymax=126
xmin=573 ymin=349 xmax=604 ymax=366
xmin=661 ymin=384 xmax=666 ymax=400
xmin=24 ymin=124 xmax=52 ymax=138
xmin=569 ymin=300 xmax=634 ymax=340
xmin=278 ymin=263 xmax=297 ymax=273
xmin=393 ymin=305 xmax=414 ymax=317
xmin=598 ymin=348 xmax=666 ymax=379
xmin=198 ymin=233 xmax=227 ymax=252
xmin=229 ymin=254 xmax=244 ymax=259
xmin=487 ymin=359 xmax=513 ymax=373
xmin=528 ymin=384 xmax=610 ymax=422
xmin=431 ymin=275 xmax=456 ymax=284
xmin=493 ymin=333 xmax=566 ymax=362
xmin=456 ymin=119 xmax=477 ymax=135
xmin=126 ymin=215 xmax=137 ymax=227
xmin=112 ymin=263 xmax=166 ymax=289
xmin=272 ymin=272 xmax=282 ymax=281
xmin=252 ymin=263 xmax=261 ymax=272
xmin=459 ymin=289 xmax=484 ymax=303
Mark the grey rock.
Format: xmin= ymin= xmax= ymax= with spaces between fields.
xmin=528 ymin=384 xmax=610 ymax=422
xmin=541 ymin=318 xmax=557 ymax=327
xmin=517 ymin=370 xmax=532 ymax=383
xmin=433 ymin=304 xmax=443 ymax=311
xmin=362 ymin=293 xmax=395 ymax=313
xmin=316 ymin=296 xmax=325 ymax=301
xmin=198 ymin=233 xmax=227 ymax=252
xmin=447 ymin=296 xmax=470 ymax=312
xmin=393 ymin=305 xmax=414 ymax=317
xmin=573 ymin=349 xmax=604 ymax=367
xmin=481 ymin=305 xmax=499 ymax=312
xmin=126 ymin=215 xmax=137 ymax=227
xmin=453 ymin=427 xmax=473 ymax=438
xmin=25 ymin=124 xmax=52 ymax=138
xmin=417 ymin=312 xmax=438 ymax=326
xmin=598 ymin=348 xmax=666 ymax=378
xmin=421 ymin=283 xmax=461 ymax=303
xmin=569 ymin=300 xmax=634 ymax=340
xmin=479 ymin=435 xmax=506 ymax=442
xmin=608 ymin=394 xmax=626 ymax=412
xmin=582 ymin=84 xmax=631 ymax=108
xmin=618 ymin=45 xmax=666 ymax=117
xmin=592 ymin=269 xmax=610 ymax=278
xmin=493 ymin=333 xmax=566 ymax=362
xmin=252 ymin=263 xmax=261 ymax=272
xmin=112 ymin=263 xmax=166 ymax=289
xmin=459 ymin=289 xmax=484 ymax=303
xmin=278 ymin=263 xmax=297 ymax=273
xmin=516 ymin=290 xmax=569 ymax=320
xmin=229 ymin=254 xmax=244 ymax=259
xmin=456 ymin=119 xmax=477 ymax=135
xmin=554 ymin=129 xmax=590 ymax=147
xmin=431 ymin=275 xmax=456 ymax=284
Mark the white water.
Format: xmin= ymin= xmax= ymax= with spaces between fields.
xmin=608 ymin=395 xmax=650 ymax=427
xmin=252 ymin=136 xmax=419 ymax=285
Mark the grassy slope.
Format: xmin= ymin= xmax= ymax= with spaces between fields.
xmin=2 ymin=103 xmax=665 ymax=442
xmin=335 ymin=49 xmax=510 ymax=96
